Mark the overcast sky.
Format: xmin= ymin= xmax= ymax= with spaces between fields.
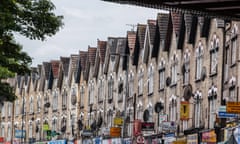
xmin=16 ymin=0 xmax=165 ymax=67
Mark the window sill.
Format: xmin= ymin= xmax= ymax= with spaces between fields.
xmin=170 ymin=83 xmax=177 ymax=88
xmin=195 ymin=78 xmax=201 ymax=83
xmin=148 ymin=92 xmax=153 ymax=96
xmin=159 ymin=88 xmax=165 ymax=92
xmin=230 ymin=63 xmax=236 ymax=68
xmin=209 ymin=72 xmax=217 ymax=77
xmin=138 ymin=94 xmax=143 ymax=97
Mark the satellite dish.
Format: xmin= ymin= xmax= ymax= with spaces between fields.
xmin=143 ymin=109 xmax=149 ymax=122
xmin=166 ymin=77 xmax=171 ymax=86
xmin=201 ymin=67 xmax=206 ymax=81
xmin=155 ymin=102 xmax=164 ymax=113
xmin=183 ymin=84 xmax=193 ymax=101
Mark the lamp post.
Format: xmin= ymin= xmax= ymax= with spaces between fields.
xmin=110 ymin=53 xmax=129 ymax=139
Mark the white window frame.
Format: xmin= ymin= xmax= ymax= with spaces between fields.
xmin=208 ymin=86 xmax=217 ymax=129
xmin=7 ymin=125 xmax=11 ymax=141
xmin=148 ymin=65 xmax=154 ymax=95
xmin=210 ymin=34 xmax=219 ymax=74
xmin=88 ymin=80 xmax=94 ymax=105
xmin=8 ymin=103 xmax=12 ymax=117
xmin=195 ymin=42 xmax=204 ymax=80
xmin=118 ymin=76 xmax=124 ymax=101
xmin=183 ymin=51 xmax=190 ymax=85
xmin=30 ymin=97 xmax=34 ymax=114
xmin=37 ymin=95 xmax=41 ymax=112
xmin=108 ymin=75 xmax=114 ymax=101
xmin=52 ymin=90 xmax=58 ymax=110
xmin=171 ymin=54 xmax=178 ymax=85
xmin=229 ymin=87 xmax=236 ymax=102
xmin=194 ymin=91 xmax=202 ymax=128
xmin=98 ymin=78 xmax=104 ymax=102
xmin=129 ymin=73 xmax=134 ymax=98
xmin=138 ymin=68 xmax=144 ymax=96
xmin=169 ymin=96 xmax=177 ymax=121
xmin=159 ymin=59 xmax=165 ymax=90
xmin=29 ymin=122 xmax=33 ymax=138
xmin=80 ymin=86 xmax=84 ymax=107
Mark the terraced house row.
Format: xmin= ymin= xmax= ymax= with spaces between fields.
xmin=1 ymin=12 xmax=240 ymax=143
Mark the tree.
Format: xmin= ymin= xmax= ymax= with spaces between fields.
xmin=0 ymin=0 xmax=64 ymax=102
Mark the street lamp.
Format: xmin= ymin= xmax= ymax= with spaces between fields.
xmin=110 ymin=53 xmax=129 ymax=139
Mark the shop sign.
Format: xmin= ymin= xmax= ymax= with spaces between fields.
xmin=114 ymin=117 xmax=123 ymax=126
xmin=110 ymin=127 xmax=121 ymax=137
xmin=48 ymin=139 xmax=67 ymax=144
xmin=187 ymin=133 xmax=198 ymax=144
xmin=202 ymin=130 xmax=216 ymax=143
xmin=102 ymin=127 xmax=110 ymax=136
xmin=141 ymin=122 xmax=154 ymax=131
xmin=180 ymin=101 xmax=190 ymax=120
xmin=133 ymin=119 xmax=142 ymax=136
xmin=43 ymin=124 xmax=49 ymax=131
xmin=0 ymin=137 xmax=4 ymax=142
xmin=159 ymin=114 xmax=167 ymax=123
xmin=227 ymin=102 xmax=240 ymax=114
xmin=15 ymin=130 xmax=26 ymax=138
xmin=82 ymin=130 xmax=93 ymax=137
xmin=162 ymin=121 xmax=177 ymax=131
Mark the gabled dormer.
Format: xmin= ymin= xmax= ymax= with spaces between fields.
xmin=184 ymin=14 xmax=198 ymax=45
xmin=143 ymin=20 xmax=156 ymax=64
xmin=103 ymin=37 xmax=118 ymax=74
xmin=171 ymin=12 xmax=185 ymax=50
xmin=133 ymin=24 xmax=146 ymax=66
xmin=58 ymin=57 xmax=70 ymax=90
xmin=84 ymin=47 xmax=97 ymax=81
xmin=93 ymin=40 xmax=107 ymax=78
xmin=114 ymin=38 xmax=127 ymax=73
xmin=68 ymin=54 xmax=79 ymax=86
xmin=42 ymin=62 xmax=51 ymax=91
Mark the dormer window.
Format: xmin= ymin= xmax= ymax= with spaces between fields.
xmin=171 ymin=54 xmax=178 ymax=85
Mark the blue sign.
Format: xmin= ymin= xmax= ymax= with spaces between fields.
xmin=48 ymin=139 xmax=67 ymax=144
xmin=15 ymin=130 xmax=26 ymax=138
xmin=218 ymin=111 xmax=237 ymax=118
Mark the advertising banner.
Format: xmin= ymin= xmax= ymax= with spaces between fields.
xmin=180 ymin=101 xmax=190 ymax=120
xmin=187 ymin=133 xmax=198 ymax=144
xmin=15 ymin=130 xmax=26 ymax=138
xmin=201 ymin=130 xmax=216 ymax=143
xmin=110 ymin=127 xmax=121 ymax=137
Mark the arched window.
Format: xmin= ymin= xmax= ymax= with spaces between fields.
xmin=210 ymin=34 xmax=219 ymax=74
xmin=195 ymin=42 xmax=204 ymax=80
xmin=52 ymin=90 xmax=58 ymax=110
xmin=129 ymin=72 xmax=134 ymax=98
xmin=52 ymin=118 xmax=58 ymax=131
xmin=183 ymin=49 xmax=190 ymax=84
xmin=194 ymin=91 xmax=202 ymax=128
xmin=80 ymin=86 xmax=84 ymax=108
xmin=37 ymin=95 xmax=41 ymax=112
xmin=108 ymin=75 xmax=114 ymax=102
xmin=118 ymin=76 xmax=124 ymax=101
xmin=138 ymin=67 xmax=144 ymax=96
xmin=62 ymin=88 xmax=67 ymax=109
xmin=29 ymin=122 xmax=33 ymax=138
xmin=171 ymin=54 xmax=178 ymax=85
xmin=137 ymin=101 xmax=143 ymax=120
xmin=29 ymin=97 xmax=34 ymax=114
xmin=8 ymin=103 xmax=12 ymax=117
xmin=208 ymin=85 xmax=217 ymax=128
xmin=148 ymin=64 xmax=154 ymax=95
xmin=88 ymin=80 xmax=94 ymax=105
xmin=169 ymin=95 xmax=177 ymax=121
xmin=159 ymin=58 xmax=165 ymax=90
xmin=98 ymin=78 xmax=104 ymax=102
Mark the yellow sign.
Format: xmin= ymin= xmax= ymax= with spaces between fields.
xmin=114 ymin=117 xmax=123 ymax=125
xmin=180 ymin=101 xmax=189 ymax=120
xmin=110 ymin=127 xmax=121 ymax=137
xmin=42 ymin=124 xmax=49 ymax=131
xmin=227 ymin=102 xmax=240 ymax=114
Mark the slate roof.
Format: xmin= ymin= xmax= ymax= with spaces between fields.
xmin=98 ymin=40 xmax=107 ymax=64
xmin=147 ymin=19 xmax=157 ymax=46
xmin=60 ymin=57 xmax=70 ymax=76
xmin=50 ymin=60 xmax=60 ymax=79
xmin=70 ymin=54 xmax=79 ymax=74
xmin=171 ymin=12 xmax=182 ymax=36
xmin=42 ymin=62 xmax=51 ymax=80
xmin=88 ymin=47 xmax=97 ymax=66
xmin=127 ymin=31 xmax=136 ymax=52
xmin=157 ymin=13 xmax=170 ymax=42
xmin=79 ymin=51 xmax=88 ymax=71
xmin=137 ymin=24 xmax=147 ymax=51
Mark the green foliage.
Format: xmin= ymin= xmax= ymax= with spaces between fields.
xmin=0 ymin=0 xmax=64 ymax=102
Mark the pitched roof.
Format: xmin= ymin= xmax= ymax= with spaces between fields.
xmin=50 ymin=60 xmax=60 ymax=79
xmin=157 ymin=13 xmax=170 ymax=41
xmin=171 ymin=12 xmax=182 ymax=36
xmin=79 ymin=51 xmax=88 ymax=71
xmin=60 ymin=57 xmax=70 ymax=76
xmin=70 ymin=54 xmax=79 ymax=74
xmin=98 ymin=40 xmax=107 ymax=64
xmin=147 ymin=20 xmax=157 ymax=45
xmin=42 ymin=62 xmax=51 ymax=80
xmin=127 ymin=31 xmax=136 ymax=52
xmin=88 ymin=47 xmax=97 ymax=66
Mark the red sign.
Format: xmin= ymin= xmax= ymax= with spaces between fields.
xmin=0 ymin=137 xmax=4 ymax=142
xmin=133 ymin=119 xmax=142 ymax=136
xmin=141 ymin=122 xmax=154 ymax=131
